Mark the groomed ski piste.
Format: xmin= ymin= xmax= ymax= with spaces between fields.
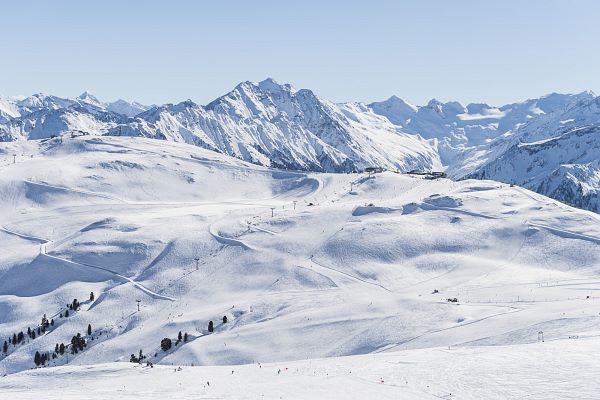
xmin=1 ymin=136 xmax=600 ymax=399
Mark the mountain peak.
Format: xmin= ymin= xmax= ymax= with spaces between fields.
xmin=78 ymin=90 xmax=95 ymax=99
xmin=426 ymin=98 xmax=444 ymax=108
xmin=257 ymin=77 xmax=294 ymax=94
xmin=384 ymin=95 xmax=417 ymax=110
xmin=368 ymin=95 xmax=417 ymax=126
xmin=258 ymin=77 xmax=278 ymax=87
xmin=77 ymin=90 xmax=102 ymax=105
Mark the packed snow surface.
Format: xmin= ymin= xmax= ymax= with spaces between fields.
xmin=2 ymin=336 xmax=600 ymax=399
xmin=1 ymin=136 xmax=600 ymax=398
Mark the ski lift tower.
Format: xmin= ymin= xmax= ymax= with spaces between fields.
xmin=194 ymin=257 xmax=200 ymax=271
xmin=136 ymin=299 xmax=141 ymax=312
xmin=538 ymin=330 xmax=544 ymax=342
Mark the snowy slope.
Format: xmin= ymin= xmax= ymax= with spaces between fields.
xmin=3 ymin=335 xmax=600 ymax=399
xmin=1 ymin=136 xmax=600 ymax=380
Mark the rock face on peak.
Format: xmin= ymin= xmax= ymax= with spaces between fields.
xmin=77 ymin=91 xmax=102 ymax=106
xmin=124 ymin=79 xmax=440 ymax=172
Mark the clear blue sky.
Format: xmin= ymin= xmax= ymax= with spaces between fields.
xmin=1 ymin=0 xmax=599 ymax=106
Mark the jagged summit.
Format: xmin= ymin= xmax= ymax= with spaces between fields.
xmin=257 ymin=77 xmax=294 ymax=93
xmin=77 ymin=90 xmax=98 ymax=101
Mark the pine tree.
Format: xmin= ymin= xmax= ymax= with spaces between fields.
xmin=2 ymin=341 xmax=7 ymax=353
xmin=178 ymin=331 xmax=182 ymax=341
xmin=183 ymin=332 xmax=188 ymax=342
xmin=55 ymin=343 xmax=59 ymax=353
xmin=87 ymin=324 xmax=92 ymax=336
xmin=208 ymin=321 xmax=214 ymax=333
xmin=51 ymin=319 xmax=54 ymax=326
xmin=27 ymin=327 xmax=31 ymax=336
xmin=31 ymin=330 xmax=36 ymax=339
xmin=34 ymin=351 xmax=41 ymax=366
xmin=12 ymin=333 xmax=17 ymax=346
xmin=222 ymin=315 xmax=228 ymax=324
xmin=90 ymin=292 xmax=95 ymax=301
xmin=160 ymin=338 xmax=172 ymax=351
xmin=73 ymin=333 xmax=85 ymax=351
xmin=59 ymin=343 xmax=65 ymax=355
xmin=65 ymin=310 xmax=69 ymax=318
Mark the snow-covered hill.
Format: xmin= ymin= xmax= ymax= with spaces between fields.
xmin=1 ymin=81 xmax=600 ymax=212
xmin=1 ymin=136 xmax=599 ymax=384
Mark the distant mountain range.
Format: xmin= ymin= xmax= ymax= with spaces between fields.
xmin=1 ymin=79 xmax=599 ymax=212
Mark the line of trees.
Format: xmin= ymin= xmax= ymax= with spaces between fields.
xmin=156 ymin=315 xmax=229 ymax=356
xmin=160 ymin=330 xmax=190 ymax=353
xmin=0 ymin=292 xmax=95 ymax=366
xmin=1 ymin=294 xmax=93 ymax=359
xmin=32 ymin=324 xmax=92 ymax=367
xmin=2 ymin=314 xmax=57 ymax=356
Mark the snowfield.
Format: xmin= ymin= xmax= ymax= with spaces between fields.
xmin=2 ymin=336 xmax=600 ymax=399
xmin=1 ymin=136 xmax=600 ymax=398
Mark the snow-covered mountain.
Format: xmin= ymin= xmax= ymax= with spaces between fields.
xmin=1 ymin=81 xmax=600 ymax=212
xmin=0 ymin=92 xmax=148 ymax=141
xmin=466 ymin=96 xmax=600 ymax=212
xmin=369 ymin=91 xmax=594 ymax=164
xmin=369 ymin=91 xmax=600 ymax=212
xmin=76 ymin=91 xmax=150 ymax=117
xmin=109 ymin=79 xmax=440 ymax=172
